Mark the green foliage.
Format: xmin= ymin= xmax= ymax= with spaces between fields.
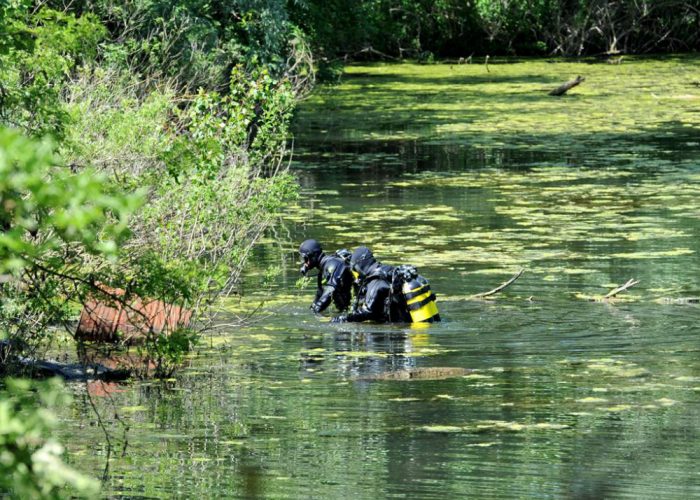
xmin=166 ymin=64 xmax=295 ymax=171
xmin=0 ymin=378 xmax=99 ymax=498
xmin=0 ymin=129 xmax=140 ymax=274
xmin=59 ymin=68 xmax=175 ymax=189
xmin=58 ymin=60 xmax=298 ymax=326
xmin=0 ymin=127 xmax=142 ymax=359
xmin=295 ymin=275 xmax=312 ymax=290
xmin=131 ymin=66 xmax=297 ymax=304
xmin=0 ymin=2 xmax=106 ymax=136
xmin=289 ymin=0 xmax=481 ymax=59
xmin=76 ymin=0 xmax=296 ymax=90
xmin=1 ymin=0 xmax=300 ymax=363
xmin=291 ymin=0 xmax=700 ymax=59
xmin=147 ymin=328 xmax=199 ymax=378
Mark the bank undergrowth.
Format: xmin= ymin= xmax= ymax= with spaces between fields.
xmin=1 ymin=1 xmax=310 ymax=366
xmin=1 ymin=3 xmax=308 ymax=494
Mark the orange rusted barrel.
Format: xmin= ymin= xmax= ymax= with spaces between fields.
xmin=76 ymin=285 xmax=192 ymax=344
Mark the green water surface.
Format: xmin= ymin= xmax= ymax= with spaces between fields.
xmin=55 ymin=57 xmax=700 ymax=498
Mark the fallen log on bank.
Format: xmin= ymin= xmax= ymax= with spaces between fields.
xmin=354 ymin=46 xmax=400 ymax=61
xmin=549 ymin=76 xmax=585 ymax=96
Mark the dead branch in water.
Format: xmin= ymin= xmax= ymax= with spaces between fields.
xmin=654 ymin=297 xmax=700 ymax=305
xmin=549 ymin=75 xmax=585 ymax=96
xmin=604 ymin=278 xmax=639 ymax=299
xmin=470 ymin=269 xmax=524 ymax=299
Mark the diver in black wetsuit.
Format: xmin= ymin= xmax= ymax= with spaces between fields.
xmin=299 ymin=239 xmax=353 ymax=314
xmin=332 ymin=246 xmax=440 ymax=324
xmin=331 ymin=246 xmax=411 ymax=323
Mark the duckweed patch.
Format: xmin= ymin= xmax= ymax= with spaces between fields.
xmin=296 ymin=58 xmax=700 ymax=152
xmin=419 ymin=425 xmax=464 ymax=433
xmin=286 ymin=161 xmax=700 ymax=298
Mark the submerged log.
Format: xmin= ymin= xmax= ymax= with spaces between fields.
xmin=0 ymin=346 xmax=131 ymax=381
xmin=15 ymin=358 xmax=131 ymax=381
xmin=356 ymin=367 xmax=472 ymax=381
xmin=576 ymin=278 xmax=640 ymax=302
xmin=549 ymin=76 xmax=585 ymax=96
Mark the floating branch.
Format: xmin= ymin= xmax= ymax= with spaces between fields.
xmin=604 ymin=278 xmax=640 ymax=299
xmin=549 ymin=75 xmax=585 ymax=96
xmin=654 ymin=297 xmax=700 ymax=305
xmin=470 ymin=268 xmax=524 ymax=299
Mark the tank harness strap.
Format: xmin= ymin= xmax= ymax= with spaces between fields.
xmin=407 ymin=293 xmax=437 ymax=311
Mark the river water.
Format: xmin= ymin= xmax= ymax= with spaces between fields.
xmin=57 ymin=58 xmax=700 ymax=498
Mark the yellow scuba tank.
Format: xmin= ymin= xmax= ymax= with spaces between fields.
xmin=395 ymin=266 xmax=440 ymax=323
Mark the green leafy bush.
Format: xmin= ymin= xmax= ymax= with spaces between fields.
xmin=0 ymin=127 xmax=142 ymax=360
xmin=0 ymin=129 xmax=139 ymax=272
xmin=0 ymin=2 xmax=106 ymax=137
xmin=0 ymin=378 xmax=99 ymax=498
xmin=59 ymin=63 xmax=298 ymax=325
xmin=141 ymin=327 xmax=200 ymax=378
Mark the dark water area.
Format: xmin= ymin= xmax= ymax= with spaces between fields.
xmin=51 ymin=59 xmax=700 ymax=498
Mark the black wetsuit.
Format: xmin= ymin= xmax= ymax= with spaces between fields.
xmin=311 ymin=254 xmax=353 ymax=313
xmin=345 ymin=264 xmax=412 ymax=323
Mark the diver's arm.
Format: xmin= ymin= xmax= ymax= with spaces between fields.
xmin=312 ymin=285 xmax=335 ymax=313
xmin=333 ymin=283 xmax=385 ymax=322
xmin=332 ymin=305 xmax=374 ymax=323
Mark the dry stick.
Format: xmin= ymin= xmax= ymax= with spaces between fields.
xmin=355 ymin=46 xmax=400 ymax=61
xmin=549 ymin=75 xmax=585 ymax=96
xmin=470 ymin=268 xmax=525 ymax=299
xmin=604 ymin=278 xmax=640 ymax=299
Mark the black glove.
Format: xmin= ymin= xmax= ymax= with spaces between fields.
xmin=300 ymin=264 xmax=308 ymax=276
xmin=331 ymin=315 xmax=347 ymax=324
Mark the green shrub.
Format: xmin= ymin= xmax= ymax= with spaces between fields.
xmin=0 ymin=378 xmax=100 ymax=498
xmin=0 ymin=127 xmax=141 ymax=357
xmin=0 ymin=2 xmax=106 ymax=137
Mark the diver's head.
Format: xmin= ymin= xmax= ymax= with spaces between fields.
xmin=350 ymin=246 xmax=376 ymax=279
xmin=299 ymin=239 xmax=323 ymax=275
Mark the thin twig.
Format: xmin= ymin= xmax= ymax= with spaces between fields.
xmin=470 ymin=269 xmax=524 ymax=299
xmin=604 ymin=278 xmax=639 ymax=299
